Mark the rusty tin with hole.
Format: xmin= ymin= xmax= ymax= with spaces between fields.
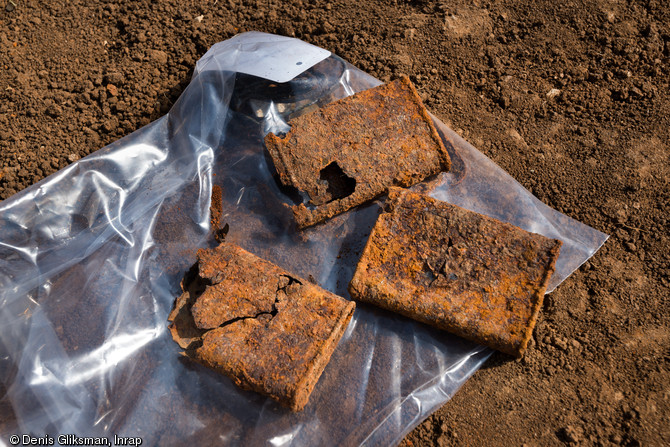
xmin=264 ymin=76 xmax=452 ymax=229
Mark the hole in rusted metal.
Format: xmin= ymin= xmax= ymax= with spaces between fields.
xmin=319 ymin=162 xmax=356 ymax=202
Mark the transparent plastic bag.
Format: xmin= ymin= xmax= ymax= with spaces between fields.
xmin=0 ymin=32 xmax=607 ymax=446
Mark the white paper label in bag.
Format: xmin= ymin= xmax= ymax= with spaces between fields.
xmin=195 ymin=32 xmax=331 ymax=83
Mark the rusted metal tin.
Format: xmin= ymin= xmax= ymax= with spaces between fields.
xmin=349 ymin=188 xmax=561 ymax=357
xmin=264 ymin=76 xmax=452 ymax=229
xmin=169 ymin=242 xmax=355 ymax=411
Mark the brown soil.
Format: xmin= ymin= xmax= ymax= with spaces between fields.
xmin=1 ymin=0 xmax=668 ymax=445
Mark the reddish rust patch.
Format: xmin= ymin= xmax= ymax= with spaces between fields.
xmin=210 ymin=184 xmax=223 ymax=230
xmin=348 ymin=188 xmax=562 ymax=357
xmin=168 ymin=242 xmax=355 ymax=411
xmin=264 ymin=76 xmax=452 ymax=229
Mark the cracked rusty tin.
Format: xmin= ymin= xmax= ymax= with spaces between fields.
xmin=264 ymin=75 xmax=452 ymax=229
xmin=168 ymin=242 xmax=356 ymax=411
xmin=348 ymin=188 xmax=562 ymax=357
